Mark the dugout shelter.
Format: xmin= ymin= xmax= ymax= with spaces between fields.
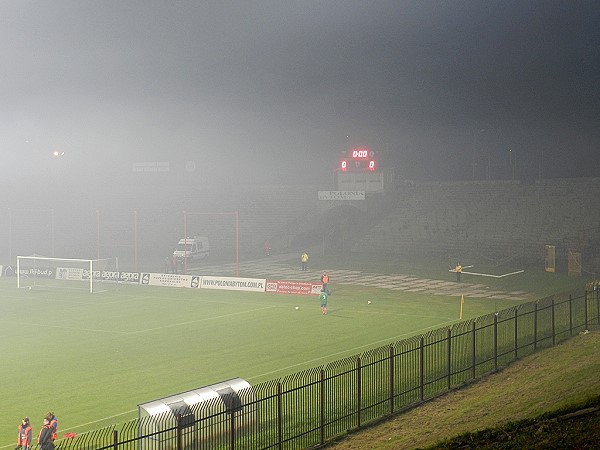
xmin=137 ymin=378 xmax=256 ymax=448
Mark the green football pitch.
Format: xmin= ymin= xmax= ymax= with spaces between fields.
xmin=0 ymin=258 xmax=587 ymax=446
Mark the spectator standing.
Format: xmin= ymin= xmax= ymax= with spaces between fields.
xmin=17 ymin=417 xmax=32 ymax=450
xmin=455 ymin=262 xmax=462 ymax=282
xmin=46 ymin=412 xmax=57 ymax=441
xmin=301 ymin=252 xmax=309 ymax=271
xmin=37 ymin=417 xmax=54 ymax=450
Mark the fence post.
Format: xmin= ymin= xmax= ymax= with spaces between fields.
xmin=419 ymin=337 xmax=425 ymax=401
xmin=471 ymin=321 xmax=476 ymax=380
xmin=113 ymin=430 xmax=118 ymax=450
xmin=551 ymin=298 xmax=556 ymax=346
xmin=389 ymin=345 xmax=395 ymax=414
xmin=569 ymin=294 xmax=573 ymax=336
xmin=447 ymin=328 xmax=452 ymax=390
xmin=514 ymin=308 xmax=518 ymax=359
xmin=356 ymin=357 xmax=362 ymax=428
xmin=534 ymin=302 xmax=538 ymax=351
xmin=230 ymin=410 xmax=235 ymax=450
xmin=584 ymin=292 xmax=589 ymax=329
xmin=493 ymin=313 xmax=498 ymax=371
xmin=176 ymin=414 xmax=182 ymax=450
xmin=596 ymin=288 xmax=600 ymax=327
xmin=583 ymin=291 xmax=587 ymax=331
xmin=320 ymin=369 xmax=325 ymax=445
xmin=277 ymin=382 xmax=282 ymax=450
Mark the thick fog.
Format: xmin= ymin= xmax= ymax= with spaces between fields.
xmin=1 ymin=0 xmax=599 ymax=195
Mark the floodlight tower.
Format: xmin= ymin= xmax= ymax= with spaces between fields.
xmin=49 ymin=151 xmax=66 ymax=255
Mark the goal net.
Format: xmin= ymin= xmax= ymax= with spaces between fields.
xmin=17 ymin=256 xmax=119 ymax=293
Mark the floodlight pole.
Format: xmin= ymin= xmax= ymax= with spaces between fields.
xmin=183 ymin=211 xmax=188 ymax=275
xmin=96 ymin=210 xmax=101 ymax=260
xmin=51 ymin=208 xmax=55 ymax=257
xmin=8 ymin=208 xmax=12 ymax=263
xmin=134 ymin=210 xmax=138 ymax=272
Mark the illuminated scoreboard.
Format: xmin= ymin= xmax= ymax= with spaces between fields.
xmin=339 ymin=148 xmax=377 ymax=172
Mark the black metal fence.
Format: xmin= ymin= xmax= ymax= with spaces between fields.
xmin=53 ymin=288 xmax=599 ymax=450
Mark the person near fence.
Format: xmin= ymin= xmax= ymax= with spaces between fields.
xmin=319 ymin=289 xmax=328 ymax=315
xmin=45 ymin=412 xmax=57 ymax=441
xmin=455 ymin=262 xmax=462 ymax=282
xmin=37 ymin=417 xmax=54 ymax=450
xmin=16 ymin=416 xmax=32 ymax=450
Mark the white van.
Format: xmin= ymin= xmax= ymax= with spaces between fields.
xmin=173 ymin=236 xmax=210 ymax=261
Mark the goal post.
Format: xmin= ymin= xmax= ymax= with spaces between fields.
xmin=17 ymin=256 xmax=118 ymax=293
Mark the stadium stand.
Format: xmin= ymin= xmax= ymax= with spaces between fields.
xmin=1 ymin=178 xmax=599 ymax=273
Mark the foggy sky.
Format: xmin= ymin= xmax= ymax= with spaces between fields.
xmin=2 ymin=0 xmax=599 ymax=188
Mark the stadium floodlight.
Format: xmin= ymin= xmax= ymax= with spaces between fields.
xmin=17 ymin=255 xmax=118 ymax=293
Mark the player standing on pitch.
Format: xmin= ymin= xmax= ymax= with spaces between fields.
xmin=319 ymin=289 xmax=328 ymax=315
xmin=321 ymin=271 xmax=329 ymax=294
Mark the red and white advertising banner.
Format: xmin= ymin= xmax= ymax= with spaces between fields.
xmin=200 ymin=276 xmax=266 ymax=292
xmin=266 ymin=280 xmax=323 ymax=295
xmin=140 ymin=273 xmax=200 ymax=288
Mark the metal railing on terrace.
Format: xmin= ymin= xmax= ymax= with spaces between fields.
xmin=51 ymin=288 xmax=599 ymax=450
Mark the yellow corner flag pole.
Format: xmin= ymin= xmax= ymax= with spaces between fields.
xmin=459 ymin=295 xmax=464 ymax=319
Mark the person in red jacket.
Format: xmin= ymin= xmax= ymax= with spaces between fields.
xmin=321 ymin=271 xmax=330 ymax=294
xmin=37 ymin=417 xmax=54 ymax=450
xmin=45 ymin=412 xmax=58 ymax=441
xmin=16 ymin=417 xmax=32 ymax=450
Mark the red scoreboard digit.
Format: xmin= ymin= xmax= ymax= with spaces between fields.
xmin=339 ymin=148 xmax=376 ymax=172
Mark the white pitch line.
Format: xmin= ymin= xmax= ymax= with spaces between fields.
xmin=0 ymin=320 xmax=131 ymax=335
xmin=448 ymin=265 xmax=474 ymax=272
xmin=462 ymin=269 xmax=525 ymax=278
xmin=128 ymin=305 xmax=278 ymax=334
xmin=0 ymin=409 xmax=140 ymax=448
xmin=247 ymin=319 xmax=457 ymax=380
xmin=448 ymin=266 xmax=524 ymax=278
xmin=58 ymin=409 xmax=137 ymax=432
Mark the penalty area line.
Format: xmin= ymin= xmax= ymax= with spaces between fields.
xmin=462 ymin=269 xmax=525 ymax=278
